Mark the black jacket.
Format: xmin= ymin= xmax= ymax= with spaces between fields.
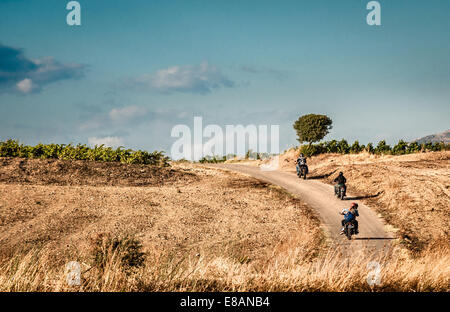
xmin=334 ymin=174 xmax=346 ymax=184
xmin=297 ymin=157 xmax=307 ymax=165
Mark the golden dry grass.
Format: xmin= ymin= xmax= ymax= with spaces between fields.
xmin=1 ymin=231 xmax=448 ymax=292
xmin=0 ymin=157 xmax=448 ymax=291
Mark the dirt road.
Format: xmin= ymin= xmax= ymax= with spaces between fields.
xmin=210 ymin=163 xmax=396 ymax=255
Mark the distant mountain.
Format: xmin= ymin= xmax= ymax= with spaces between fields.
xmin=414 ymin=130 xmax=450 ymax=144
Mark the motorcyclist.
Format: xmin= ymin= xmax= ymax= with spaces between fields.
xmin=295 ymin=153 xmax=308 ymax=176
xmin=333 ymin=172 xmax=347 ymax=197
xmin=339 ymin=202 xmax=359 ymax=235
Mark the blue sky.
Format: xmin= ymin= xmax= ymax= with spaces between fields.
xmin=0 ymin=0 xmax=449 ymax=154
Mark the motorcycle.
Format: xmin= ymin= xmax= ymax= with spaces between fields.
xmin=344 ymin=221 xmax=356 ymax=240
xmin=335 ymin=184 xmax=346 ymax=200
xmin=297 ymin=164 xmax=308 ymax=180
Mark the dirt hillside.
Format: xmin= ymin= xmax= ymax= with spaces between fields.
xmin=0 ymin=157 xmax=193 ymax=187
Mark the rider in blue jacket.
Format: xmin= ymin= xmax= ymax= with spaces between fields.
xmin=340 ymin=202 xmax=359 ymax=234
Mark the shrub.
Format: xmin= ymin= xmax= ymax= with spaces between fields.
xmin=0 ymin=139 xmax=21 ymax=157
xmin=407 ymin=142 xmax=420 ymax=153
xmin=350 ymin=141 xmax=363 ymax=154
xmin=392 ymin=140 xmax=408 ymax=155
xmin=365 ymin=143 xmax=374 ymax=153
xmin=375 ymin=140 xmax=391 ymax=155
xmin=0 ymin=140 xmax=169 ymax=166
xmin=300 ymin=144 xmax=325 ymax=157
xmin=337 ymin=139 xmax=349 ymax=154
xmin=293 ymin=139 xmax=448 ymax=158
xmin=325 ymin=140 xmax=338 ymax=153
xmin=431 ymin=142 xmax=446 ymax=152
xmin=90 ymin=233 xmax=146 ymax=271
xmin=199 ymin=155 xmax=226 ymax=163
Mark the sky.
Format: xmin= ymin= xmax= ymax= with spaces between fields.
xmin=0 ymin=0 xmax=449 ymax=157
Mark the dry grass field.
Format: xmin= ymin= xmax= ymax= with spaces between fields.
xmin=0 ymin=156 xmax=448 ymax=291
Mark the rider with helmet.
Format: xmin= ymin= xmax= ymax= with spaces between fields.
xmin=295 ymin=153 xmax=308 ymax=176
xmin=334 ymin=172 xmax=347 ymax=197
xmin=340 ymin=202 xmax=359 ymax=235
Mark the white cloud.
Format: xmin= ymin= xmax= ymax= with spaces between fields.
xmin=31 ymin=57 xmax=86 ymax=84
xmin=130 ymin=62 xmax=235 ymax=94
xmin=88 ymin=136 xmax=124 ymax=148
xmin=16 ymin=78 xmax=35 ymax=93
xmin=109 ymin=105 xmax=147 ymax=122
xmin=0 ymin=43 xmax=87 ymax=94
xmin=79 ymin=106 xmax=148 ymax=131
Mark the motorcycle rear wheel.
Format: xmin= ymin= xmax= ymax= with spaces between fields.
xmin=347 ymin=229 xmax=352 ymax=240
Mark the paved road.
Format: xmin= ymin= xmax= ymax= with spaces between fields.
xmin=210 ymin=163 xmax=395 ymax=256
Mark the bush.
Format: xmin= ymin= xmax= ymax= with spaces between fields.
xmin=365 ymin=143 xmax=374 ymax=153
xmin=375 ymin=140 xmax=391 ymax=155
xmin=299 ymin=144 xmax=325 ymax=157
xmin=350 ymin=141 xmax=363 ymax=154
xmin=0 ymin=139 xmax=21 ymax=157
xmin=337 ymin=139 xmax=349 ymax=154
xmin=430 ymin=142 xmax=446 ymax=152
xmin=0 ymin=140 xmax=169 ymax=166
xmin=199 ymin=155 xmax=226 ymax=163
xmin=294 ymin=139 xmax=448 ymax=158
xmin=392 ymin=140 xmax=408 ymax=155
xmin=407 ymin=142 xmax=420 ymax=153
xmin=90 ymin=233 xmax=146 ymax=271
xmin=325 ymin=140 xmax=338 ymax=153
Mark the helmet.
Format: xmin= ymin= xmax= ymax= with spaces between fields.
xmin=339 ymin=171 xmax=343 ymax=175
xmin=300 ymin=153 xmax=304 ymax=157
xmin=351 ymin=202 xmax=358 ymax=209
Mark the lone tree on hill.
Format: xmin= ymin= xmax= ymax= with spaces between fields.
xmin=293 ymin=114 xmax=333 ymax=145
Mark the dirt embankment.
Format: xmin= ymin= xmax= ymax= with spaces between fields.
xmin=277 ymin=150 xmax=450 ymax=253
xmin=0 ymin=157 xmax=195 ymax=187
